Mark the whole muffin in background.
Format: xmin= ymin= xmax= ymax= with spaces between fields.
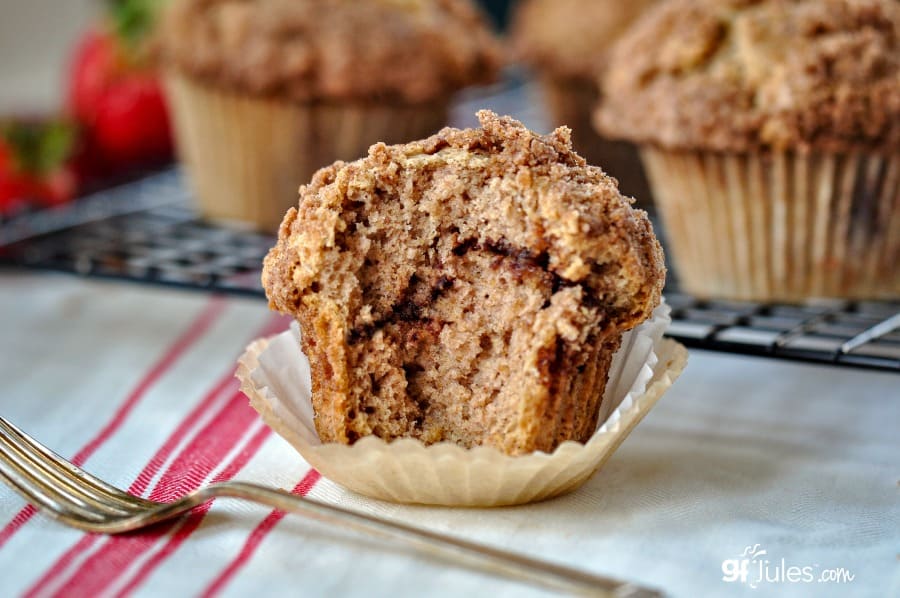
xmin=510 ymin=0 xmax=657 ymax=203
xmin=597 ymin=0 xmax=900 ymax=302
xmin=263 ymin=111 xmax=665 ymax=456
xmin=157 ymin=0 xmax=501 ymax=231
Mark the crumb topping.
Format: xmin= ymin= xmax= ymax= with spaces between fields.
xmin=158 ymin=0 xmax=501 ymax=103
xmin=596 ymin=0 xmax=900 ymax=153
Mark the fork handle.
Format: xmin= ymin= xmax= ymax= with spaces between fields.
xmin=186 ymin=482 xmax=658 ymax=597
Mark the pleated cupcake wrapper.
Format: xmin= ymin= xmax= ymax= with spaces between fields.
xmin=236 ymin=302 xmax=688 ymax=507
xmin=641 ymin=148 xmax=900 ymax=302
xmin=541 ymin=77 xmax=652 ymax=204
xmin=164 ymin=72 xmax=448 ymax=231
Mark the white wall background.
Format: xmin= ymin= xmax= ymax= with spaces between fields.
xmin=0 ymin=0 xmax=99 ymax=112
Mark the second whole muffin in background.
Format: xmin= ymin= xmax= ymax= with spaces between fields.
xmin=156 ymin=0 xmax=501 ymax=231
xmin=597 ymin=0 xmax=900 ymax=302
xmin=510 ymin=0 xmax=658 ymax=203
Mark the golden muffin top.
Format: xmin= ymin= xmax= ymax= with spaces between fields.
xmin=158 ymin=0 xmax=501 ymax=103
xmin=596 ymin=0 xmax=900 ymax=153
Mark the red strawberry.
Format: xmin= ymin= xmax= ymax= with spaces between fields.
xmin=91 ymin=73 xmax=172 ymax=165
xmin=68 ymin=29 xmax=118 ymax=126
xmin=0 ymin=120 xmax=79 ymax=215
xmin=67 ymin=0 xmax=172 ymax=170
xmin=0 ymin=174 xmax=30 ymax=216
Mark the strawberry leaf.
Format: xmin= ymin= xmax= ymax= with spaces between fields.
xmin=1 ymin=120 xmax=77 ymax=176
xmin=106 ymin=0 xmax=167 ymax=50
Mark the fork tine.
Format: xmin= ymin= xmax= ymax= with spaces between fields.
xmin=0 ymin=466 xmax=132 ymax=533
xmin=0 ymin=468 xmax=87 ymax=524
xmin=0 ymin=438 xmax=113 ymax=524
xmin=0 ymin=418 xmax=150 ymax=515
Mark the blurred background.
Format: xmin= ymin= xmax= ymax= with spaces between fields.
xmin=0 ymin=0 xmax=515 ymax=106
xmin=0 ymin=0 xmax=512 ymax=113
xmin=0 ymin=0 xmax=520 ymax=215
xmin=0 ymin=1 xmax=99 ymax=113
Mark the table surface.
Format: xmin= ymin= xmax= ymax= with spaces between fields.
xmin=0 ymin=270 xmax=897 ymax=598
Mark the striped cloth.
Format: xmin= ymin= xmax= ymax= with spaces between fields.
xmin=1 ymin=272 xmax=898 ymax=598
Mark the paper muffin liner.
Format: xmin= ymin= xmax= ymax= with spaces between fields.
xmin=641 ymin=148 xmax=900 ymax=302
xmin=236 ymin=302 xmax=687 ymax=507
xmin=164 ymin=72 xmax=448 ymax=231
xmin=541 ymin=77 xmax=652 ymax=204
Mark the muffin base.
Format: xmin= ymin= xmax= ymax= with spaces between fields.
xmin=164 ymin=73 xmax=448 ymax=231
xmin=642 ymin=148 xmax=900 ymax=301
xmin=238 ymin=303 xmax=686 ymax=506
xmin=294 ymin=237 xmax=623 ymax=456
xmin=542 ymin=77 xmax=652 ymax=204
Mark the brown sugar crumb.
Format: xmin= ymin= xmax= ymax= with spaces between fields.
xmin=263 ymin=111 xmax=665 ymax=455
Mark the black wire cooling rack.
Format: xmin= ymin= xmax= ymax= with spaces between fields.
xmin=1 ymin=168 xmax=898 ymax=372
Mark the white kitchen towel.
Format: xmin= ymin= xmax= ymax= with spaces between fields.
xmin=0 ymin=273 xmax=897 ymax=598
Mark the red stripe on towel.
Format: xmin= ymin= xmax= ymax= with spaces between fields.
xmin=128 ymin=373 xmax=235 ymax=497
xmin=48 ymin=392 xmax=263 ymax=598
xmin=23 ymin=375 xmax=238 ymax=598
xmin=0 ymin=297 xmax=227 ymax=550
xmin=200 ymin=469 xmax=322 ymax=598
xmin=71 ymin=297 xmax=229 ymax=467
xmin=113 ymin=425 xmax=276 ymax=598
xmin=24 ymin=313 xmax=289 ymax=598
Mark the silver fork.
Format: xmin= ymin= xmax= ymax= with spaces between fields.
xmin=0 ymin=417 xmax=659 ymax=597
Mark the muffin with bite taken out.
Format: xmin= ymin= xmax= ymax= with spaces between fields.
xmin=262 ymin=111 xmax=665 ymax=455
